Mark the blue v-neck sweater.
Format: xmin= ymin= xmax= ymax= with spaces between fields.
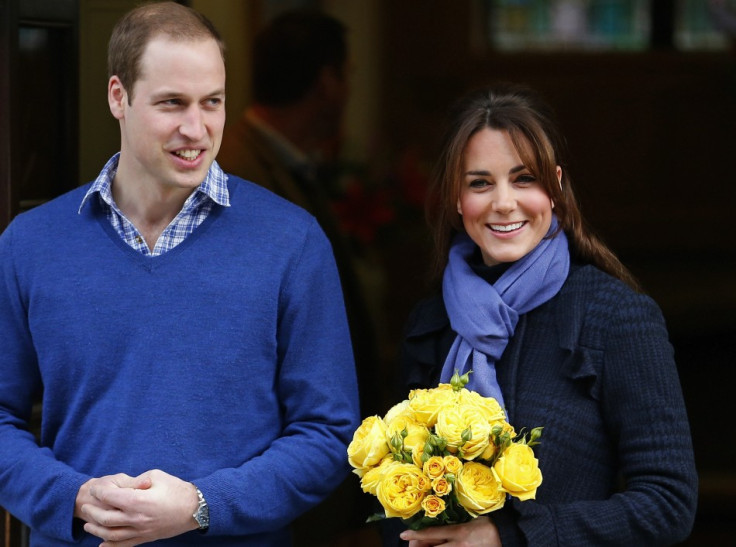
xmin=0 ymin=175 xmax=360 ymax=546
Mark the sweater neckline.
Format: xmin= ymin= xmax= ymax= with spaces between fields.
xmin=86 ymin=181 xmax=234 ymax=268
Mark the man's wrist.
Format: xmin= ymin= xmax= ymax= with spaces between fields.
xmin=74 ymin=479 xmax=94 ymax=519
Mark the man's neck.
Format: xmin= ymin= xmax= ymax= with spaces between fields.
xmin=111 ymin=168 xmax=194 ymax=252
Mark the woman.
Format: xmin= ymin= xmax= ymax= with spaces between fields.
xmin=394 ymin=84 xmax=697 ymax=546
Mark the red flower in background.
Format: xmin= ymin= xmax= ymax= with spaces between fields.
xmin=331 ymin=147 xmax=430 ymax=248
xmin=333 ymin=175 xmax=395 ymax=246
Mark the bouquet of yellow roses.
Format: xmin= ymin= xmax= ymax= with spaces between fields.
xmin=347 ymin=371 xmax=542 ymax=530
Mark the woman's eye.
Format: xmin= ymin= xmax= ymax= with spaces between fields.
xmin=469 ymin=179 xmax=489 ymax=188
xmin=515 ymin=174 xmax=536 ymax=184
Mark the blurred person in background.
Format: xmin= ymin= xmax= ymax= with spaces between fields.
xmin=218 ymin=9 xmax=382 ymax=545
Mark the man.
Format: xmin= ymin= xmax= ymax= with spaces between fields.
xmin=218 ymin=8 xmax=382 ymax=420
xmin=0 ymin=3 xmax=359 ymax=546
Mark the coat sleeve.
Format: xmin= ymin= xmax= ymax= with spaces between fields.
xmin=509 ymin=284 xmax=698 ymax=546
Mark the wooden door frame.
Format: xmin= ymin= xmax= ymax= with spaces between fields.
xmin=1 ymin=3 xmax=79 ymax=545
xmin=0 ymin=0 xmax=22 ymax=540
xmin=0 ymin=0 xmax=19 ymax=231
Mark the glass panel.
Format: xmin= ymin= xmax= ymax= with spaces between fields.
xmin=486 ymin=0 xmax=651 ymax=51
xmin=18 ymin=24 xmax=76 ymax=211
xmin=675 ymin=0 xmax=736 ymax=50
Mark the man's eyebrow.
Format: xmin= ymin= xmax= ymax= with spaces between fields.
xmin=150 ymin=90 xmax=180 ymax=101
xmin=150 ymin=88 xmax=226 ymax=101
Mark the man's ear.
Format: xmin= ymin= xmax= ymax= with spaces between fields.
xmin=108 ymin=76 xmax=128 ymax=120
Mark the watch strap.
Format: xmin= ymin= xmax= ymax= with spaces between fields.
xmin=192 ymin=485 xmax=209 ymax=531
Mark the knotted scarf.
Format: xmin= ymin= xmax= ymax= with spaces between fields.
xmin=439 ymin=217 xmax=570 ymax=408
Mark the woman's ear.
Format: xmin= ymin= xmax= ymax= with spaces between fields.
xmin=556 ymin=166 xmax=563 ymax=191
xmin=457 ymin=198 xmax=462 ymax=215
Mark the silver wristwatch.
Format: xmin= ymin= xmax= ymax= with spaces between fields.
xmin=192 ymin=486 xmax=209 ymax=531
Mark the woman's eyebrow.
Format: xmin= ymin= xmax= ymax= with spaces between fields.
xmin=464 ymin=164 xmax=526 ymax=177
xmin=465 ymin=170 xmax=491 ymax=176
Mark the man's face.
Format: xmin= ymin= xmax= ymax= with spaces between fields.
xmin=109 ymin=36 xmax=226 ymax=194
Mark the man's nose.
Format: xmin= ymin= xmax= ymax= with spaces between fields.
xmin=179 ymin=106 xmax=206 ymax=141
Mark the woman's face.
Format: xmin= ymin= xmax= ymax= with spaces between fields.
xmin=457 ymin=128 xmax=557 ymax=266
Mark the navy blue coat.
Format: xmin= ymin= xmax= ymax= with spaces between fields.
xmin=397 ymin=263 xmax=698 ymax=546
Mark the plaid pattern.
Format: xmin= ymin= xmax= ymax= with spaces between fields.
xmin=79 ymin=153 xmax=230 ymax=256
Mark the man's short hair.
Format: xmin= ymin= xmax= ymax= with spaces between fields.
xmin=108 ymin=1 xmax=225 ymax=102
xmin=252 ymin=9 xmax=347 ymax=106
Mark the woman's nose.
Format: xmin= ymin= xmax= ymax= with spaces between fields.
xmin=492 ymin=182 xmax=516 ymax=213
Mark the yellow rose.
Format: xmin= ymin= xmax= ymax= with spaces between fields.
xmin=480 ymin=440 xmax=497 ymax=461
xmin=482 ymin=421 xmax=515 ymax=462
xmin=408 ymin=384 xmax=457 ymax=427
xmin=360 ymin=456 xmax=399 ymax=496
xmin=411 ymin=441 xmax=426 ymax=468
xmin=385 ymin=413 xmax=430 ymax=457
xmin=443 ymin=455 xmax=463 ymax=475
xmin=494 ymin=443 xmax=543 ymax=501
xmin=421 ymin=495 xmax=446 ymax=518
xmin=491 ymin=419 xmax=516 ymax=439
xmin=432 ymin=476 xmax=452 ymax=496
xmin=435 ymin=403 xmax=491 ymax=460
xmin=458 ymin=389 xmax=506 ymax=423
xmin=416 ymin=472 xmax=432 ymax=493
xmin=383 ymin=399 xmax=414 ymax=424
xmin=376 ymin=463 xmax=431 ymax=519
xmin=456 ymin=462 xmax=506 ymax=516
xmin=422 ymin=456 xmax=445 ymax=479
xmin=347 ymin=416 xmax=390 ymax=474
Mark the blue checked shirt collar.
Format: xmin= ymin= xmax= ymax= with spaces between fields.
xmin=79 ymin=153 xmax=230 ymax=256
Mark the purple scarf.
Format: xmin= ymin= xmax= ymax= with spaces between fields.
xmin=440 ymin=217 xmax=570 ymax=408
